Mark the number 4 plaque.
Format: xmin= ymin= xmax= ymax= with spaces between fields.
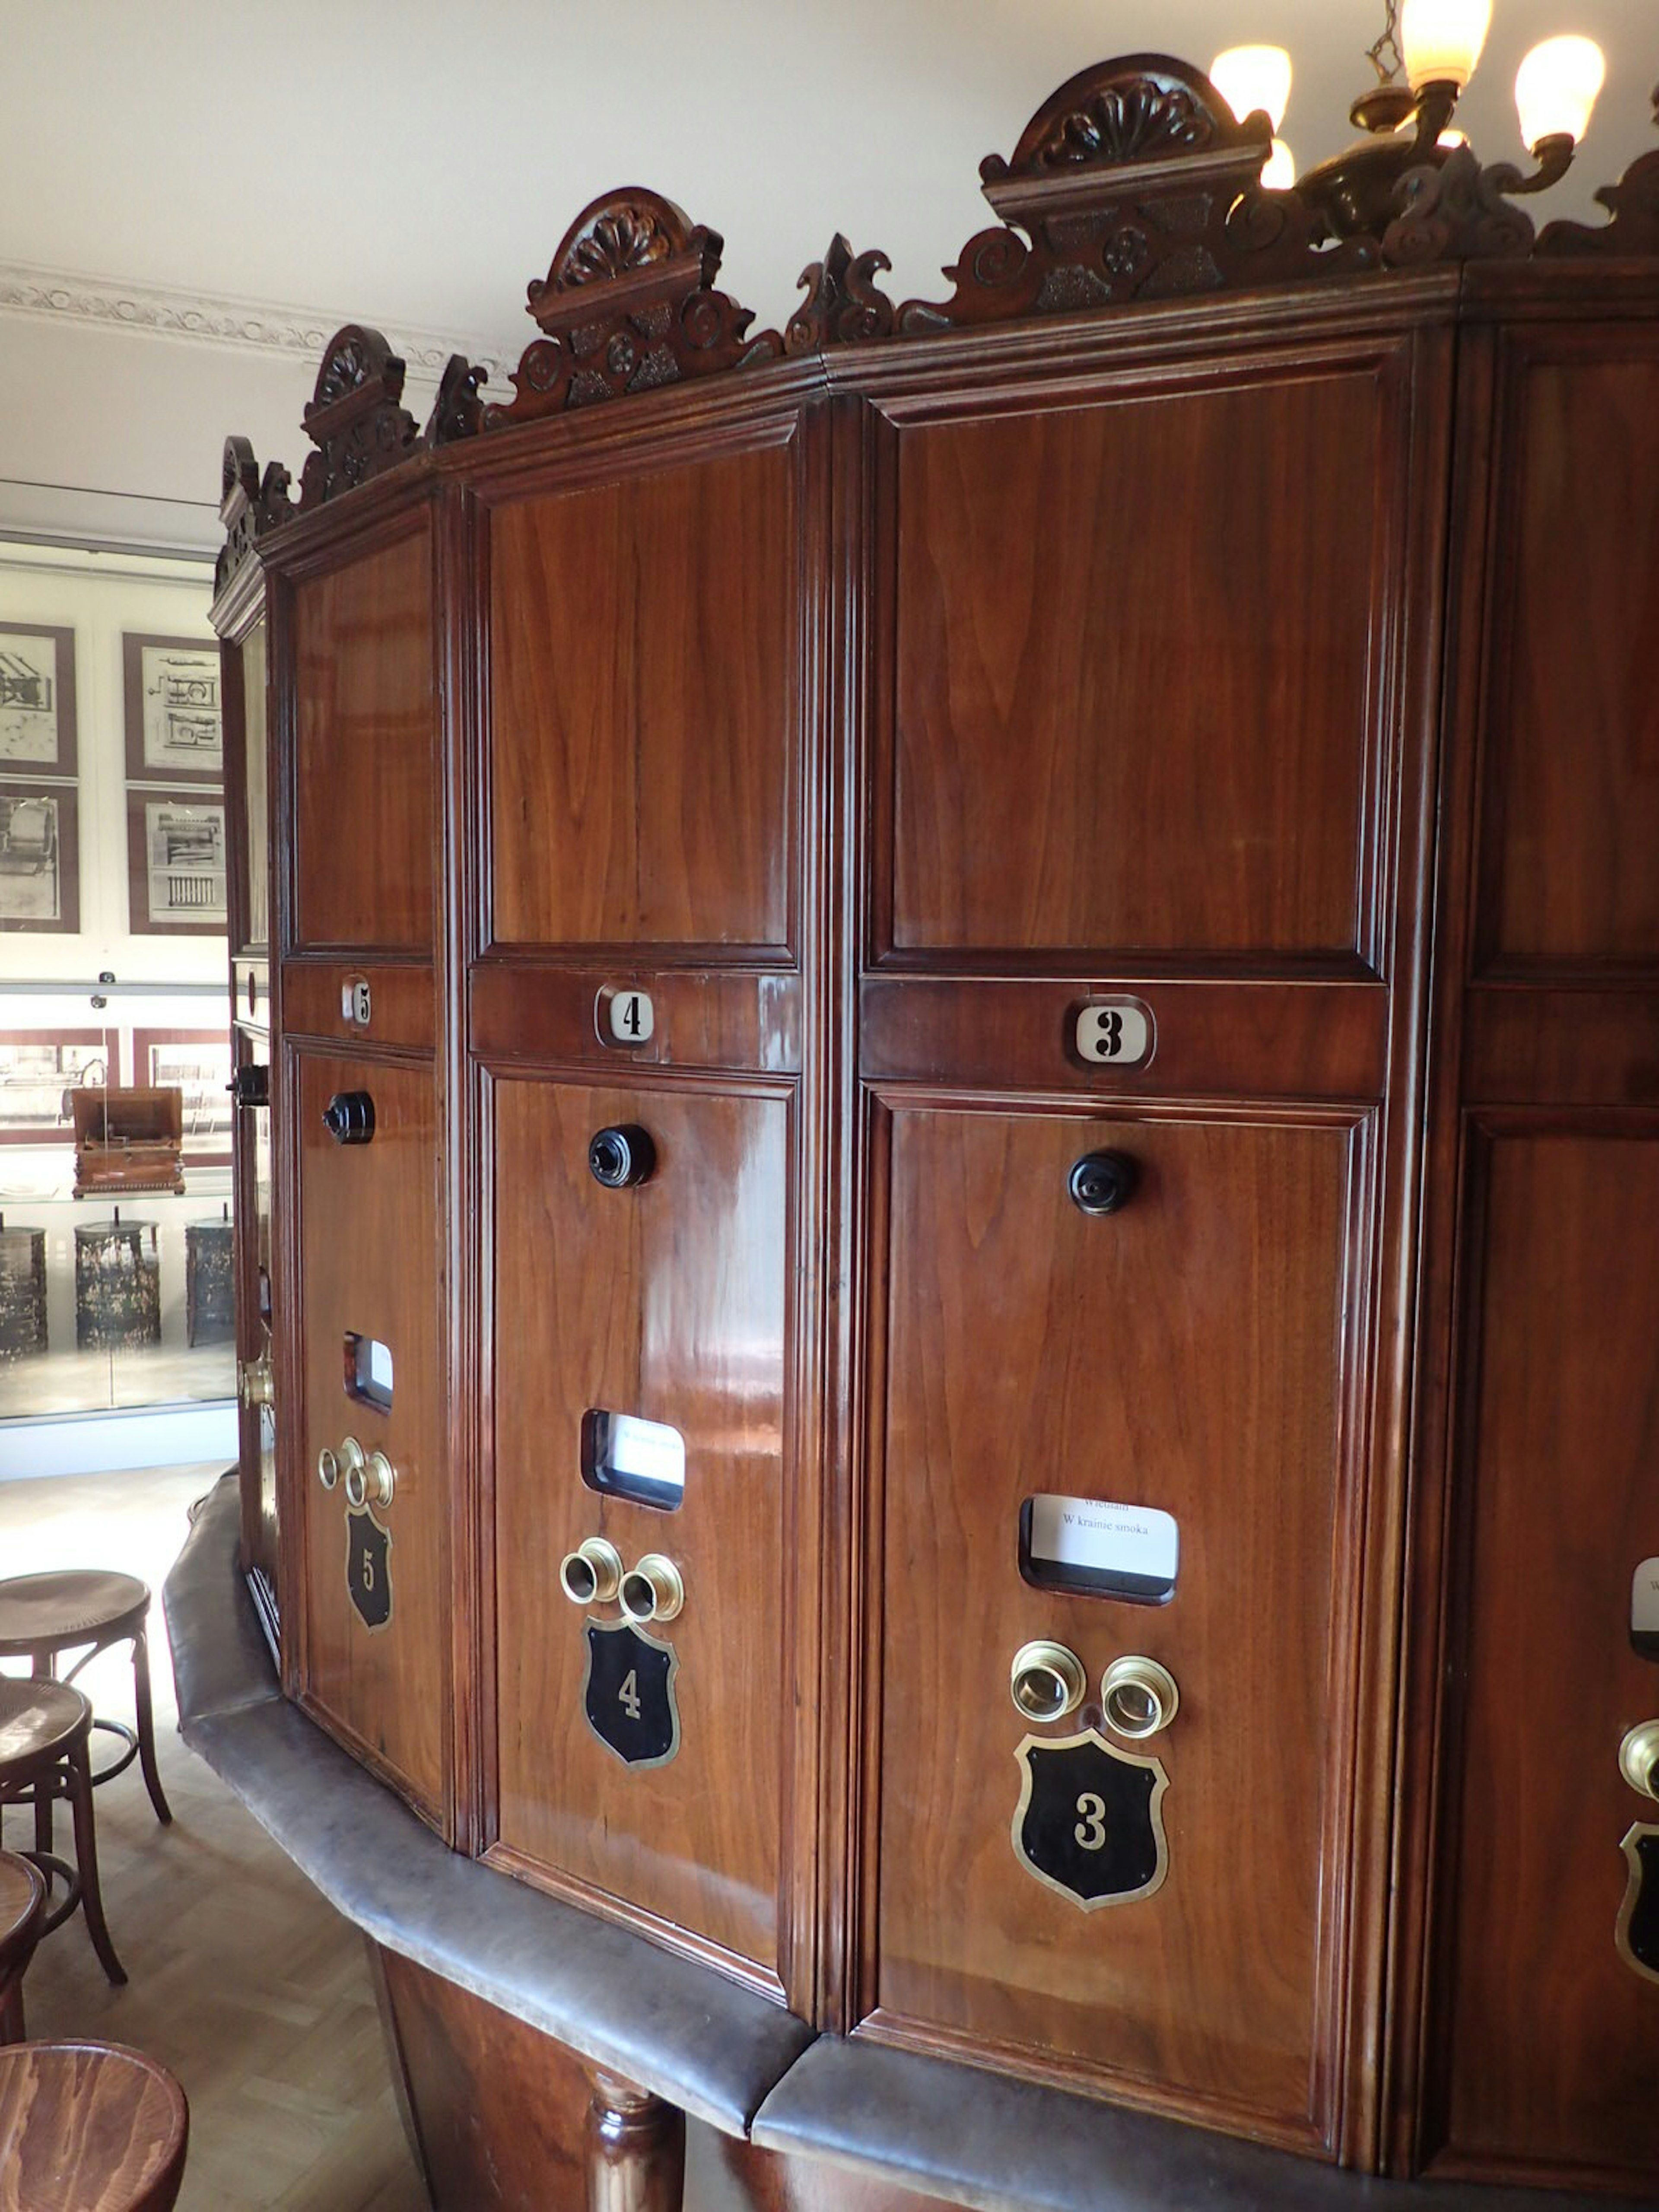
xmin=583 ymin=1619 xmax=680 ymax=1768
xmin=1012 ymin=1731 xmax=1168 ymax=1909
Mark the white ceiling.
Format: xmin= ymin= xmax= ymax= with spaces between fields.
xmin=4 ymin=0 xmax=1656 ymax=355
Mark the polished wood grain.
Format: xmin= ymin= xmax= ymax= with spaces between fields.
xmin=864 ymin=1100 xmax=1360 ymax=2146
xmin=880 ymin=358 xmax=1405 ymax=961
xmin=0 ymin=1853 xmax=44 ymax=2046
xmin=280 ymin=962 xmax=436 ymax=1055
xmin=1422 ymin=1128 xmax=1659 ymax=2190
xmin=292 ymin=1047 xmax=449 ymax=1829
xmin=233 ymin=1026 xmax=279 ymax=1593
xmin=488 ymin=1071 xmax=790 ymax=1983
xmin=0 ymin=2041 xmax=188 ymax=2212
xmin=486 ymin=438 xmax=798 ymax=953
xmin=470 ymin=966 xmax=802 ymax=1077
xmin=1474 ymin=334 xmax=1659 ymax=973
xmin=290 ymin=523 xmax=435 ymax=954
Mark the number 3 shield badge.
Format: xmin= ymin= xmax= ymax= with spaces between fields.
xmin=583 ymin=1620 xmax=680 ymax=1769
xmin=346 ymin=1506 xmax=392 ymax=1632
xmin=1013 ymin=1730 xmax=1169 ymax=1908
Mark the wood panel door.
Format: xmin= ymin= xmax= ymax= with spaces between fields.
xmin=291 ymin=1046 xmax=449 ymax=1828
xmin=1404 ymin=305 xmax=1659 ymax=2194
xmin=488 ymin=1071 xmax=792 ymax=1990
xmin=864 ymin=1100 xmax=1365 ymax=2145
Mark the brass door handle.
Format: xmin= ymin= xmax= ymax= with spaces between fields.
xmin=1619 ymin=1720 xmax=1659 ymax=1801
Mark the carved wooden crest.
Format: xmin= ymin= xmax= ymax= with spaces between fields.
xmin=299 ymin=325 xmax=420 ymax=508
xmin=216 ymin=434 xmax=294 ymax=594
xmin=1539 ymin=96 xmax=1659 ymax=258
xmin=483 ymin=188 xmax=781 ymax=431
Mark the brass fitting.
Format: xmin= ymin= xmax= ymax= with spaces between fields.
xmin=559 ymin=1537 xmax=624 ymax=1607
xmin=619 ymin=1554 xmax=684 ymax=1625
xmin=1009 ymin=1641 xmax=1087 ymax=1723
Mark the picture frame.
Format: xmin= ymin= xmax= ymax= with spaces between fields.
xmin=126 ymin=791 xmax=227 ymax=934
xmin=123 ymin=632 xmax=223 ymax=785
xmin=132 ymin=1027 xmax=233 ymax=1163
xmin=0 ymin=626 xmax=78 ymax=777
xmin=0 ymin=1029 xmax=118 ymax=1144
xmin=0 ymin=778 xmax=80 ymax=933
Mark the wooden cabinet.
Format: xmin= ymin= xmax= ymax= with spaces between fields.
xmin=213 ymin=66 xmax=1659 ymax=2193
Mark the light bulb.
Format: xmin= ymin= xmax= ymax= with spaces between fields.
xmin=1400 ymin=0 xmax=1493 ymax=90
xmin=1439 ymin=127 xmax=1468 ymax=146
xmin=1515 ymin=35 xmax=1605 ymax=149
xmin=1262 ymin=138 xmax=1297 ymax=189
xmin=1210 ymin=44 xmax=1293 ymax=134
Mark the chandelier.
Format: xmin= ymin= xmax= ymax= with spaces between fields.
xmin=1209 ymin=1 xmax=1607 ymax=237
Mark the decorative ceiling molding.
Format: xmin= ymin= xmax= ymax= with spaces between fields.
xmin=0 ymin=257 xmax=511 ymax=383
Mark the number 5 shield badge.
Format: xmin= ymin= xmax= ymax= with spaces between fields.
xmin=346 ymin=1506 xmax=393 ymax=1632
xmin=1012 ymin=1730 xmax=1169 ymax=1908
xmin=583 ymin=1620 xmax=680 ymax=1769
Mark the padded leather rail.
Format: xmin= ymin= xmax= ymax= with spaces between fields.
xmin=162 ymin=1473 xmax=281 ymax=1726
xmin=751 ymin=2037 xmax=1653 ymax=2212
xmin=161 ymin=1480 xmax=812 ymax=2138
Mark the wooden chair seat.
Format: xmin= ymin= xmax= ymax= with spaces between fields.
xmin=0 ymin=1855 xmax=45 ymax=2047
xmin=0 ymin=1573 xmax=171 ymax=1830
xmin=0 ymin=2040 xmax=187 ymax=2212
xmin=0 ymin=1681 xmax=124 ymax=1986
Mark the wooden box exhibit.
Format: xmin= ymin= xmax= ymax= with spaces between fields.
xmin=70 ymin=1085 xmax=185 ymax=1198
xmin=210 ymin=55 xmax=1659 ymax=2207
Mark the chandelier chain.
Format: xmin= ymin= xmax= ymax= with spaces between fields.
xmin=1366 ymin=0 xmax=1405 ymax=87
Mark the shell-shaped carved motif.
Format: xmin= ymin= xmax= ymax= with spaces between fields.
xmin=561 ymin=204 xmax=674 ymax=287
xmin=1038 ymin=82 xmax=1213 ymax=169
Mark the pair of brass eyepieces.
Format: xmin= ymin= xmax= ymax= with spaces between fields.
xmin=1011 ymin=1641 xmax=1179 ymax=1739
xmin=560 ymin=1536 xmax=683 ymax=1624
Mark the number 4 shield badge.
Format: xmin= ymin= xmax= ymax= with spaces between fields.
xmin=1013 ymin=1730 xmax=1169 ymax=1908
xmin=583 ymin=1620 xmax=680 ymax=1769
xmin=346 ymin=1506 xmax=392 ymax=1632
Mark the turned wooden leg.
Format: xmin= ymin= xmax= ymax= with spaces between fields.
xmin=65 ymin=1741 xmax=126 ymax=1986
xmin=584 ymin=2071 xmax=685 ymax=2212
xmin=131 ymin=1627 xmax=173 ymax=1825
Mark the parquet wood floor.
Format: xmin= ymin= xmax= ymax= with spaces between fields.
xmin=0 ymin=1463 xmax=430 ymax=2211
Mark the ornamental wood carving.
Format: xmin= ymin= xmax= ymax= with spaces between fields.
xmin=788 ymin=235 xmax=896 ymax=353
xmin=1538 ymin=97 xmax=1659 ymax=258
xmin=481 ymin=188 xmax=781 ymax=431
xmin=216 ymin=434 xmax=294 ymax=594
xmin=1380 ymin=146 xmax=1536 ymax=267
xmin=299 ymin=325 xmax=420 ymax=508
xmin=893 ymin=55 xmax=1381 ymax=333
xmin=425 ymin=353 xmax=489 ymax=446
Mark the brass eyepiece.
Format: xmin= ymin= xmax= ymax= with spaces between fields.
xmin=619 ymin=1554 xmax=684 ymax=1625
xmin=1101 ymin=1655 xmax=1179 ymax=1739
xmin=362 ymin=1450 xmax=395 ymax=1510
xmin=1009 ymin=1640 xmax=1086 ymax=1723
xmin=316 ymin=1445 xmax=339 ymax=1491
xmin=559 ymin=1537 xmax=624 ymax=1608
xmin=1618 ymin=1719 xmax=1659 ymax=1802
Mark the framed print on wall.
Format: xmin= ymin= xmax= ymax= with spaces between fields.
xmin=0 ymin=779 xmax=80 ymax=933
xmin=0 ymin=1029 xmax=117 ymax=1143
xmin=123 ymin=633 xmax=223 ymax=785
xmin=126 ymin=791 xmax=227 ymax=934
xmin=132 ymin=1028 xmax=233 ymax=1163
xmin=0 ymin=626 xmax=77 ymax=776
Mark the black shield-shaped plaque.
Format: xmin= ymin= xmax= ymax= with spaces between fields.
xmin=583 ymin=1621 xmax=680 ymax=1769
xmin=345 ymin=1506 xmax=392 ymax=1632
xmin=1012 ymin=1730 xmax=1169 ymax=1910
xmin=1617 ymin=1824 xmax=1659 ymax=1985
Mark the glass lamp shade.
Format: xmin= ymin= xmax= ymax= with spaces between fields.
xmin=1516 ymin=35 xmax=1605 ymax=149
xmin=1262 ymin=138 xmax=1297 ymax=189
xmin=1210 ymin=44 xmax=1293 ymax=133
xmin=1400 ymin=0 xmax=1493 ymax=89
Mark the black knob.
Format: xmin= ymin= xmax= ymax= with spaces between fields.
xmin=322 ymin=1091 xmax=375 ymax=1145
xmin=588 ymin=1125 xmax=655 ymax=1189
xmin=1068 ymin=1150 xmax=1138 ymax=1216
xmin=229 ymin=1064 xmax=270 ymax=1109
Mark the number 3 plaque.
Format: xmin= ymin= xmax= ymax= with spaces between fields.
xmin=1012 ymin=1731 xmax=1168 ymax=1909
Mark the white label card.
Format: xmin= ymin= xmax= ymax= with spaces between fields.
xmin=602 ymin=988 xmax=655 ymax=1046
xmin=1075 ymin=1000 xmax=1152 ymax=1068
xmin=1634 ymin=1558 xmax=1659 ymax=1637
xmin=1028 ymin=1495 xmax=1179 ymax=1587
